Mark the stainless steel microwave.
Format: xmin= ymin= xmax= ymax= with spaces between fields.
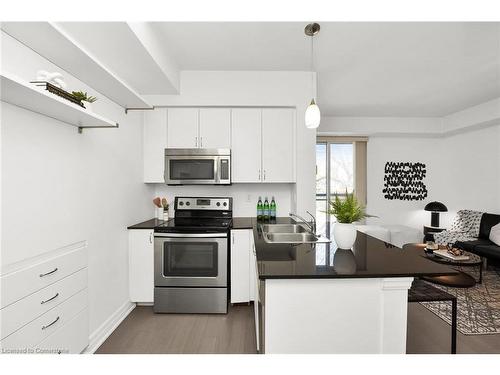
xmin=164 ymin=149 xmax=231 ymax=185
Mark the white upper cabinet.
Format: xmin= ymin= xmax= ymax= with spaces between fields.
xmin=231 ymin=109 xmax=262 ymax=183
xmin=262 ymin=108 xmax=295 ymax=183
xmin=199 ymin=108 xmax=231 ymax=149
xmin=143 ymin=106 xmax=295 ymax=183
xmin=143 ymin=108 xmax=167 ymax=183
xmin=167 ymin=108 xmax=199 ymax=148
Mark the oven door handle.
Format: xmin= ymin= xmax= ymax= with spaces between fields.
xmin=154 ymin=233 xmax=227 ymax=238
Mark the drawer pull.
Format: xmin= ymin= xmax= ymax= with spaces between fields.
xmin=39 ymin=267 xmax=58 ymax=278
xmin=41 ymin=292 xmax=59 ymax=305
xmin=41 ymin=316 xmax=60 ymax=330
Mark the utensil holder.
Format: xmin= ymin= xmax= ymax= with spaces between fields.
xmin=157 ymin=207 xmax=164 ymax=220
xmin=163 ymin=209 xmax=169 ymax=221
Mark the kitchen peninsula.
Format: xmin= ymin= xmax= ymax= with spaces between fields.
xmin=251 ymin=218 xmax=458 ymax=354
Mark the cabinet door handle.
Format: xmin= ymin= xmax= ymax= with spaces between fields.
xmin=232 ymin=234 xmax=235 ymax=245
xmin=41 ymin=292 xmax=59 ymax=305
xmin=41 ymin=316 xmax=60 ymax=330
xmin=149 ymin=232 xmax=153 ymax=244
xmin=39 ymin=268 xmax=58 ymax=278
xmin=258 ymin=169 xmax=261 ymax=181
xmin=195 ymin=137 xmax=198 ymax=147
xmin=263 ymin=170 xmax=266 ymax=181
xmin=200 ymin=137 xmax=203 ymax=148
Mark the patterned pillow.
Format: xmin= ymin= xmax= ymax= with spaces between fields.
xmin=490 ymin=223 xmax=500 ymax=246
xmin=449 ymin=210 xmax=483 ymax=236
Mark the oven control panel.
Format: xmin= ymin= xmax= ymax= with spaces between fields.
xmin=175 ymin=197 xmax=232 ymax=211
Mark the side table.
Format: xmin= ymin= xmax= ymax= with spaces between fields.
xmin=423 ymin=225 xmax=445 ymax=242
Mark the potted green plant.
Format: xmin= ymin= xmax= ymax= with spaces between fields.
xmin=328 ymin=190 xmax=371 ymax=249
xmin=71 ymin=91 xmax=97 ymax=111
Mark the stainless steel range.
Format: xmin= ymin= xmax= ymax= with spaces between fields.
xmin=153 ymin=197 xmax=232 ymax=314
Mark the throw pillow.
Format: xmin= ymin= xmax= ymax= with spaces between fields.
xmin=490 ymin=223 xmax=500 ymax=246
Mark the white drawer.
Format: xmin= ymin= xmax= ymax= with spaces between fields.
xmin=0 ymin=246 xmax=87 ymax=309
xmin=0 ymin=288 xmax=88 ymax=350
xmin=0 ymin=268 xmax=87 ymax=340
xmin=35 ymin=308 xmax=89 ymax=354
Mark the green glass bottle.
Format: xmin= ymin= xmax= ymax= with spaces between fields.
xmin=263 ymin=197 xmax=270 ymax=221
xmin=257 ymin=197 xmax=263 ymax=221
xmin=270 ymin=196 xmax=277 ymax=220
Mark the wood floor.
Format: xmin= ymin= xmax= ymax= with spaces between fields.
xmin=96 ymin=303 xmax=500 ymax=354
xmin=96 ymin=305 xmax=257 ymax=354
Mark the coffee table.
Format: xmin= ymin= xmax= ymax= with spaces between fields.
xmin=422 ymin=247 xmax=483 ymax=284
xmin=403 ymin=243 xmax=482 ymax=288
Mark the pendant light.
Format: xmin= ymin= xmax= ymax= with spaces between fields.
xmin=304 ymin=23 xmax=321 ymax=129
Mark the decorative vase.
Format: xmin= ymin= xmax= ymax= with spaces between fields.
xmin=156 ymin=207 xmax=164 ymax=220
xmin=333 ymin=249 xmax=356 ymax=274
xmin=333 ymin=222 xmax=357 ymax=249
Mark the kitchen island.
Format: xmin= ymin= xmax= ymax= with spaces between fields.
xmin=251 ymin=218 xmax=457 ymax=354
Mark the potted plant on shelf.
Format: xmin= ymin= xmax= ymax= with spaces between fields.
xmin=71 ymin=91 xmax=97 ymax=111
xmin=328 ymin=190 xmax=371 ymax=249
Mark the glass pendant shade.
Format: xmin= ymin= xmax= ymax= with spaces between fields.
xmin=305 ymin=98 xmax=321 ymax=129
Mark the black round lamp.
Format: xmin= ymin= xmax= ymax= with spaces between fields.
xmin=424 ymin=201 xmax=448 ymax=228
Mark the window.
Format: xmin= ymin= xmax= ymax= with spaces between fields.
xmin=316 ymin=137 xmax=367 ymax=237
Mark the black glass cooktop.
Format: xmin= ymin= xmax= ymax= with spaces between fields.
xmin=154 ymin=217 xmax=232 ymax=233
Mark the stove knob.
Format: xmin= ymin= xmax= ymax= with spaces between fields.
xmin=216 ymin=202 xmax=221 ymax=207
xmin=179 ymin=201 xmax=184 ymax=206
xmin=186 ymin=202 xmax=190 ymax=206
xmin=223 ymin=202 xmax=227 ymax=207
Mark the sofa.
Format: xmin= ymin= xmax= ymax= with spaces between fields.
xmin=455 ymin=213 xmax=500 ymax=262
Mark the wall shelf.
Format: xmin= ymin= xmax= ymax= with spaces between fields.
xmin=1 ymin=71 xmax=119 ymax=132
xmin=1 ymin=22 xmax=152 ymax=109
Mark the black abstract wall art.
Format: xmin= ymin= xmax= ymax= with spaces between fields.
xmin=383 ymin=162 xmax=428 ymax=201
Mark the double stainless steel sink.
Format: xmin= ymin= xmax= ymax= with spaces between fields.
xmin=260 ymin=224 xmax=331 ymax=244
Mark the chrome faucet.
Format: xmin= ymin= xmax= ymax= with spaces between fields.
xmin=289 ymin=211 xmax=317 ymax=234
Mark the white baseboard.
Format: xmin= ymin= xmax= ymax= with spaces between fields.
xmin=83 ymin=301 xmax=136 ymax=354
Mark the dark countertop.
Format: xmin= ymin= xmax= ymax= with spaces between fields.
xmin=128 ymin=216 xmax=255 ymax=230
xmin=251 ymin=217 xmax=459 ymax=280
xmin=231 ymin=217 xmax=254 ymax=229
xmin=127 ymin=218 xmax=168 ymax=229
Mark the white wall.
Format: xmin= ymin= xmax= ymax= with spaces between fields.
xmin=155 ymin=184 xmax=293 ymax=217
xmin=439 ymin=124 xmax=500 ymax=228
xmin=365 ymin=136 xmax=444 ymax=229
xmin=1 ymin=31 xmax=152 ymax=338
xmin=320 ymin=113 xmax=500 ymax=231
xmin=144 ymin=70 xmax=316 ymax=216
xmin=319 ymin=116 xmax=443 ymax=137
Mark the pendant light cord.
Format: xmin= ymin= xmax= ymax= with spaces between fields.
xmin=311 ymin=34 xmax=314 ymax=100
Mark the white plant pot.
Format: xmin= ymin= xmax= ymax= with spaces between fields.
xmin=333 ymin=223 xmax=357 ymax=249
xmin=84 ymin=102 xmax=93 ymax=111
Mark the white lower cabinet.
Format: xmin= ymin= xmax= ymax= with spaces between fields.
xmin=0 ymin=245 xmax=89 ymax=354
xmin=230 ymin=230 xmax=250 ymax=303
xmin=128 ymin=229 xmax=154 ymax=303
xmin=250 ymin=233 xmax=259 ymax=352
xmin=230 ymin=229 xmax=257 ymax=304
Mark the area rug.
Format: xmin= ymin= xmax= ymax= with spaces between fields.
xmin=420 ymin=266 xmax=500 ymax=335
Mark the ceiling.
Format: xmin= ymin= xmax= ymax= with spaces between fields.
xmin=151 ymin=22 xmax=500 ymax=116
xmin=6 ymin=22 xmax=497 ymax=116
